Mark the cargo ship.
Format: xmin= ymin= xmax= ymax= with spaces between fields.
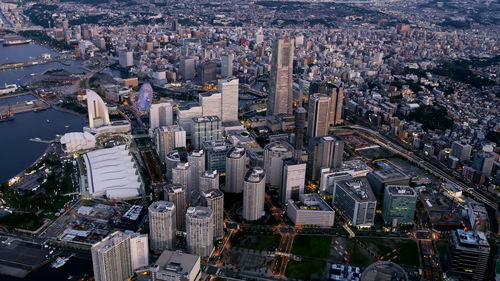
xmin=0 ymin=107 xmax=14 ymax=122
xmin=2 ymin=35 xmax=32 ymax=46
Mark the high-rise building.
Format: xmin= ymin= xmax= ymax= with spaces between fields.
xmin=172 ymin=162 xmax=192 ymax=201
xmin=177 ymin=103 xmax=202 ymax=137
xmin=448 ymin=229 xmax=490 ymax=280
xmin=264 ymin=141 xmax=294 ymax=187
xmin=218 ymin=78 xmax=239 ymax=123
xmin=225 ymin=146 xmax=247 ymax=193
xmin=201 ymin=189 xmax=224 ymax=239
xmin=199 ymin=170 xmax=219 ymax=193
xmin=154 ymin=125 xmax=186 ymax=164
xmin=255 ymin=27 xmax=264 ymax=45
xmin=268 ymin=37 xmax=294 ymax=115
xmin=320 ymin=170 xmax=353 ymax=195
xmin=191 ymin=116 xmax=222 ymax=149
xmin=91 ymin=231 xmax=133 ymax=281
xmin=165 ymin=150 xmax=183 ymax=179
xmin=243 ymin=167 xmax=266 ymax=221
xmin=188 ymin=150 xmax=205 ymax=193
xmin=307 ymin=136 xmax=344 ymax=180
xmin=119 ymin=50 xmax=134 ymax=67
xmin=152 ymin=250 xmax=201 ymax=281
xmin=149 ymin=103 xmax=173 ymax=135
xmin=472 ymin=151 xmax=496 ymax=176
xmin=180 ymin=57 xmax=195 ymax=80
xmin=307 ymin=93 xmax=331 ymax=138
xmin=280 ymin=160 xmax=306 ymax=204
xmin=165 ymin=184 xmax=187 ymax=230
xmin=367 ymin=166 xmax=411 ymax=200
xmin=333 ymin=178 xmax=377 ymax=227
xmin=381 ymin=185 xmax=417 ymax=225
xmin=186 ymin=206 xmax=214 ymax=258
xmin=129 ymin=233 xmax=149 ymax=270
xmin=287 ymin=193 xmax=335 ymax=226
xmin=199 ymin=92 xmax=221 ymax=119
xmin=203 ymin=139 xmax=233 ymax=173
xmin=293 ymin=107 xmax=307 ymax=161
xmin=221 ymin=53 xmax=234 ymax=78
xmin=148 ymin=201 xmax=176 ymax=251
xmin=198 ymin=62 xmax=217 ymax=85
xmin=450 ymin=141 xmax=472 ymax=162
xmin=86 ymin=89 xmax=110 ymax=129
xmin=327 ymin=83 xmax=343 ymax=126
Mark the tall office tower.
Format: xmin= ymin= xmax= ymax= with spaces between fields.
xmin=472 ymin=150 xmax=495 ymax=176
xmin=129 ymin=233 xmax=149 ymax=270
xmin=91 ymin=231 xmax=133 ymax=281
xmin=86 ymin=89 xmax=110 ymax=129
xmin=450 ymin=141 xmax=472 ymax=162
xmin=280 ymin=160 xmax=306 ymax=204
xmin=203 ymin=139 xmax=233 ymax=173
xmin=293 ymin=107 xmax=307 ymax=161
xmin=307 ymin=136 xmax=344 ymax=180
xmin=307 ymin=93 xmax=331 ymax=138
xmin=188 ymin=150 xmax=205 ymax=193
xmin=148 ymin=201 xmax=176 ymax=251
xmin=154 ymin=125 xmax=186 ymax=164
xmin=327 ymin=83 xmax=344 ymax=126
xmin=150 ymin=103 xmax=173 ymax=134
xmin=166 ymin=150 xmax=181 ymax=179
xmin=225 ymin=146 xmax=247 ymax=193
xmin=243 ymin=167 xmax=266 ymax=221
xmin=191 ymin=116 xmax=222 ymax=149
xmin=448 ymin=229 xmax=490 ymax=280
xmin=333 ymin=178 xmax=377 ymax=227
xmin=198 ymin=62 xmax=217 ymax=85
xmin=309 ymin=80 xmax=328 ymax=97
xmin=381 ymin=185 xmax=417 ymax=226
xmin=268 ymin=37 xmax=294 ymax=116
xmin=367 ymin=167 xmax=411 ymax=200
xmin=186 ymin=206 xmax=214 ymax=258
xmin=320 ymin=170 xmax=353 ymax=195
xmin=201 ymin=189 xmax=224 ymax=239
xmin=119 ymin=50 xmax=134 ymax=67
xmin=221 ymin=53 xmax=234 ymax=78
xmin=256 ymin=27 xmax=264 ymax=45
xmin=165 ymin=184 xmax=187 ymax=230
xmin=177 ymin=103 xmax=202 ymax=137
xmin=172 ymin=162 xmax=192 ymax=201
xmin=218 ymin=78 xmax=239 ymax=123
xmin=199 ymin=92 xmax=222 ymax=119
xmin=199 ymin=170 xmax=219 ymax=193
xmin=264 ymin=141 xmax=294 ymax=187
xmin=180 ymin=57 xmax=195 ymax=80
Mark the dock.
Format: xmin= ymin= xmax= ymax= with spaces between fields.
xmin=0 ymin=99 xmax=50 ymax=116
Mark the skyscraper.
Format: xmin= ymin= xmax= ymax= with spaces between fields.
xmin=327 ymin=83 xmax=343 ymax=126
xmin=264 ymin=141 xmax=294 ymax=187
xmin=176 ymin=103 xmax=202 ymax=137
xmin=218 ymin=78 xmax=239 ymax=123
xmin=199 ymin=169 xmax=219 ymax=193
xmin=191 ymin=116 xmax=222 ymax=149
xmin=225 ymin=146 xmax=247 ymax=193
xmin=188 ymin=150 xmax=205 ymax=193
xmin=148 ymin=201 xmax=176 ymax=251
xmin=243 ymin=167 xmax=266 ymax=221
xmin=201 ymin=189 xmax=224 ymax=239
xmin=198 ymin=62 xmax=217 ymax=85
xmin=149 ymin=103 xmax=173 ymax=135
xmin=221 ymin=53 xmax=234 ymax=78
xmin=129 ymin=233 xmax=149 ymax=271
xmin=280 ymin=160 xmax=306 ymax=204
xmin=307 ymin=93 xmax=331 ymax=138
xmin=154 ymin=125 xmax=186 ymax=164
xmin=199 ymin=92 xmax=222 ymax=119
xmin=180 ymin=57 xmax=195 ymax=80
xmin=203 ymin=139 xmax=233 ymax=173
xmin=306 ymin=136 xmax=344 ymax=180
xmin=86 ymin=89 xmax=110 ymax=129
xmin=172 ymin=162 xmax=192 ymax=202
xmin=268 ymin=37 xmax=294 ymax=115
xmin=165 ymin=184 xmax=187 ymax=230
xmin=333 ymin=178 xmax=377 ymax=227
xmin=293 ymin=107 xmax=307 ymax=161
xmin=91 ymin=231 xmax=133 ymax=281
xmin=450 ymin=141 xmax=472 ymax=162
xmin=186 ymin=206 xmax=214 ymax=258
xmin=119 ymin=50 xmax=134 ymax=67
xmin=448 ymin=229 xmax=490 ymax=280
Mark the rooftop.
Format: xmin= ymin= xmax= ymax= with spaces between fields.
xmin=149 ymin=201 xmax=175 ymax=212
xmin=289 ymin=193 xmax=334 ymax=212
xmin=186 ymin=206 xmax=213 ymax=219
xmin=386 ymin=185 xmax=417 ymax=197
xmin=202 ymin=189 xmax=224 ymax=199
xmin=92 ymin=231 xmax=129 ymax=252
xmin=455 ymin=229 xmax=489 ymax=248
xmin=337 ymin=178 xmax=376 ymax=202
xmin=227 ymin=146 xmax=246 ymax=159
xmin=245 ymin=167 xmax=265 ymax=183
xmin=201 ymin=169 xmax=218 ymax=179
xmin=155 ymin=250 xmax=199 ymax=278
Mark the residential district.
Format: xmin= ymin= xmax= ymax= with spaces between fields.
xmin=0 ymin=0 xmax=499 ymax=280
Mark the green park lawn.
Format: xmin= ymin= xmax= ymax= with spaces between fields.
xmin=291 ymin=235 xmax=331 ymax=259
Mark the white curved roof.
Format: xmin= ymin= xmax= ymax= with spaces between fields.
xmin=61 ymin=132 xmax=96 ymax=153
xmin=83 ymin=145 xmax=141 ymax=199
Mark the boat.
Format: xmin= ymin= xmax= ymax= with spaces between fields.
xmin=2 ymin=35 xmax=32 ymax=46
xmin=65 ymin=125 xmax=70 ymax=128
xmin=46 ymin=119 xmax=50 ymax=123
xmin=0 ymin=107 xmax=14 ymax=122
xmin=0 ymin=84 xmax=18 ymax=94
xmin=51 ymin=255 xmax=71 ymax=269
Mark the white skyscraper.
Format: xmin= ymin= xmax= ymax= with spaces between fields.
xmin=201 ymin=189 xmax=225 ymax=240
xmin=119 ymin=50 xmax=134 ymax=67
xmin=186 ymin=206 xmax=214 ymax=258
xmin=199 ymin=92 xmax=222 ymax=119
xmin=86 ymin=89 xmax=110 ymax=129
xmin=268 ymin=37 xmax=294 ymax=115
xmin=280 ymin=160 xmax=306 ymax=204
xmin=91 ymin=231 xmax=133 ymax=281
xmin=264 ymin=141 xmax=294 ymax=187
xmin=199 ymin=170 xmax=219 ymax=193
xmin=165 ymin=184 xmax=187 ymax=230
xmin=243 ymin=167 xmax=266 ymax=221
xmin=218 ymin=78 xmax=239 ymax=123
xmin=154 ymin=125 xmax=186 ymax=163
xmin=172 ymin=162 xmax=192 ymax=201
xmin=148 ymin=201 xmax=176 ymax=251
xmin=221 ymin=53 xmax=234 ymax=78
xmin=177 ymin=104 xmax=202 ymax=136
xmin=224 ymin=146 xmax=247 ymax=193
xmin=150 ymin=103 xmax=173 ymax=135
xmin=256 ymin=27 xmax=264 ymax=45
xmin=130 ymin=233 xmax=149 ymax=270
xmin=188 ymin=150 xmax=205 ymax=193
